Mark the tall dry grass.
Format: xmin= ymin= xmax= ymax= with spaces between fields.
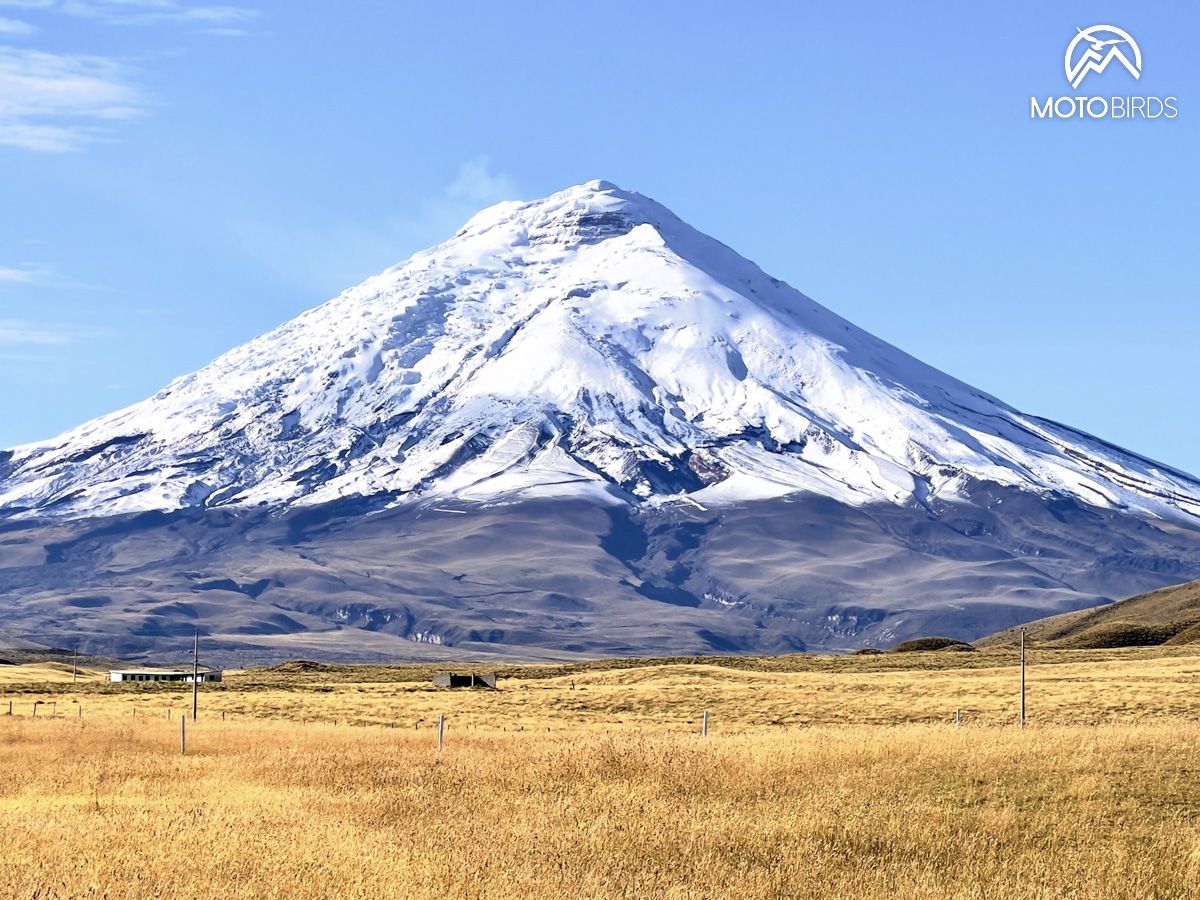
xmin=9 ymin=650 xmax=1200 ymax=729
xmin=2 ymin=714 xmax=1200 ymax=899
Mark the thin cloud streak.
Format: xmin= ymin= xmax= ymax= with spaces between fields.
xmin=2 ymin=0 xmax=257 ymax=26
xmin=0 ymin=15 xmax=34 ymax=32
xmin=0 ymin=46 xmax=143 ymax=150
xmin=0 ymin=263 xmax=109 ymax=291
xmin=0 ymin=318 xmax=88 ymax=345
xmin=0 ymin=2 xmax=258 ymax=150
xmin=0 ymin=265 xmax=49 ymax=283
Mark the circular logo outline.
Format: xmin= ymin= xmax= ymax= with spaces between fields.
xmin=1065 ymin=26 xmax=1142 ymax=89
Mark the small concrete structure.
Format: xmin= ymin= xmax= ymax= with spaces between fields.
xmin=432 ymin=672 xmax=497 ymax=689
xmin=109 ymin=668 xmax=223 ymax=684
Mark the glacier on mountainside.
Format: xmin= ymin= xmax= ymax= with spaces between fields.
xmin=2 ymin=180 xmax=1199 ymax=525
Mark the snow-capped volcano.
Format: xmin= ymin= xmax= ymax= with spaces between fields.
xmin=6 ymin=180 xmax=1200 ymax=662
xmin=3 ymin=179 xmax=1198 ymax=523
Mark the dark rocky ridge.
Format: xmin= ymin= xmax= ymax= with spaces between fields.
xmin=4 ymin=483 xmax=1200 ymax=666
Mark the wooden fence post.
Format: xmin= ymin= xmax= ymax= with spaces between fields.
xmin=1020 ymin=629 xmax=1027 ymax=729
xmin=702 ymin=710 xmax=709 ymax=737
xmin=955 ymin=709 xmax=961 ymax=727
xmin=180 ymin=717 xmax=186 ymax=756
xmin=438 ymin=715 xmax=445 ymax=751
xmin=191 ymin=631 xmax=199 ymax=722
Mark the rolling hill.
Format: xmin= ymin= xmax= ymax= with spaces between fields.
xmin=975 ymin=578 xmax=1200 ymax=649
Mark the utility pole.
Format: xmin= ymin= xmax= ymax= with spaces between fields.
xmin=192 ymin=631 xmax=199 ymax=721
xmin=1020 ymin=628 xmax=1027 ymax=729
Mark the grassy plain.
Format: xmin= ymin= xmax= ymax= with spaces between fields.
xmin=7 ymin=646 xmax=1200 ymax=729
xmin=3 ymin=649 xmax=1200 ymax=898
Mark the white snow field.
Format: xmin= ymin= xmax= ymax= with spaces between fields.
xmin=3 ymin=180 xmax=1198 ymax=523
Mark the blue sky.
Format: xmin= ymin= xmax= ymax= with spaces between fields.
xmin=2 ymin=1 xmax=1198 ymax=475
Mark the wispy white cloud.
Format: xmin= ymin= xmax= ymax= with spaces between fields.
xmin=0 ymin=0 xmax=256 ymax=26
xmin=0 ymin=262 xmax=103 ymax=290
xmin=0 ymin=1 xmax=258 ymax=151
xmin=0 ymin=47 xmax=143 ymax=150
xmin=226 ymin=157 xmax=521 ymax=295
xmin=0 ymin=318 xmax=83 ymax=345
xmin=0 ymin=264 xmax=48 ymax=282
xmin=445 ymin=157 xmax=518 ymax=206
xmin=0 ymin=15 xmax=34 ymax=32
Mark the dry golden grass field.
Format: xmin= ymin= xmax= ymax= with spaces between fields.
xmin=4 ymin=648 xmax=1200 ymax=898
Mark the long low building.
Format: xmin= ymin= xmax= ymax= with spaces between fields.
xmin=109 ymin=668 xmax=223 ymax=683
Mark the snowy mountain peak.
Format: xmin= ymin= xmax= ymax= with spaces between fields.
xmin=3 ymin=182 xmax=1200 ymax=525
xmin=454 ymin=180 xmax=670 ymax=255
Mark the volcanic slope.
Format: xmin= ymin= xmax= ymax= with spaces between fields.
xmin=2 ymin=181 xmax=1200 ymax=662
xmin=977 ymin=578 xmax=1200 ymax=650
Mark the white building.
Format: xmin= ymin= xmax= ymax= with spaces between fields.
xmin=109 ymin=668 xmax=223 ymax=683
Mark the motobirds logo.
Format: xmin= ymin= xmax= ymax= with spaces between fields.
xmin=1031 ymin=25 xmax=1177 ymax=119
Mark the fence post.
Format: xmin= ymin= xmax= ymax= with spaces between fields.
xmin=955 ymin=709 xmax=961 ymax=727
xmin=438 ymin=715 xmax=445 ymax=751
xmin=180 ymin=716 xmax=186 ymax=756
xmin=702 ymin=710 xmax=709 ymax=737
xmin=1020 ymin=628 xmax=1027 ymax=729
xmin=191 ymin=631 xmax=199 ymax=722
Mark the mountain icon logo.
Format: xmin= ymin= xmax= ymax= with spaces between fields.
xmin=1066 ymin=26 xmax=1142 ymax=89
